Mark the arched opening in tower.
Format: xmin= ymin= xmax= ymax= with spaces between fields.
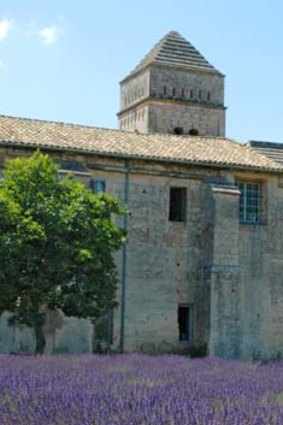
xmin=173 ymin=127 xmax=184 ymax=135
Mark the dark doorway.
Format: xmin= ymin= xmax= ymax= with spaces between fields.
xmin=178 ymin=305 xmax=193 ymax=341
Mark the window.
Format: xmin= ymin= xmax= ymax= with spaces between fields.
xmin=163 ymin=86 xmax=167 ymax=96
xmin=181 ymin=88 xmax=185 ymax=98
xmin=178 ymin=305 xmax=194 ymax=342
xmin=236 ymin=181 xmax=262 ymax=224
xmin=172 ymin=88 xmax=176 ymax=97
xmin=169 ymin=187 xmax=186 ymax=222
xmin=90 ymin=179 xmax=105 ymax=194
xmin=207 ymin=91 xmax=211 ymax=102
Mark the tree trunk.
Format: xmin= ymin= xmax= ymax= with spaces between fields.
xmin=34 ymin=323 xmax=46 ymax=355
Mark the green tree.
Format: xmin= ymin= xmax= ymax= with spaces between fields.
xmin=0 ymin=151 xmax=125 ymax=354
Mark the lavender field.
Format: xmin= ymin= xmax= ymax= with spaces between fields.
xmin=1 ymin=354 xmax=283 ymax=424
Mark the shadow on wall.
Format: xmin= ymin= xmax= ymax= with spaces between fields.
xmin=0 ymin=311 xmax=93 ymax=354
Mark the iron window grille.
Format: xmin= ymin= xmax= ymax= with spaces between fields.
xmin=236 ymin=181 xmax=262 ymax=224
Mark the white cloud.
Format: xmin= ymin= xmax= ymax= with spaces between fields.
xmin=0 ymin=19 xmax=12 ymax=41
xmin=38 ymin=25 xmax=62 ymax=45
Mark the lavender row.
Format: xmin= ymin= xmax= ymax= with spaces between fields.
xmin=0 ymin=354 xmax=283 ymax=424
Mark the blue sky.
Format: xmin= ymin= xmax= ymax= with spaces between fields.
xmin=1 ymin=0 xmax=283 ymax=143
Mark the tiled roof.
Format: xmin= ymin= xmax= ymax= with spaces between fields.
xmin=248 ymin=141 xmax=283 ymax=164
xmin=0 ymin=115 xmax=282 ymax=172
xmin=125 ymin=31 xmax=221 ymax=79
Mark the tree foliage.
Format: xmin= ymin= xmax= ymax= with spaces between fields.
xmin=0 ymin=151 xmax=125 ymax=353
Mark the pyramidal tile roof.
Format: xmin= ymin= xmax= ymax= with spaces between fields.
xmin=126 ymin=31 xmax=221 ymax=79
xmin=0 ymin=115 xmax=282 ymax=173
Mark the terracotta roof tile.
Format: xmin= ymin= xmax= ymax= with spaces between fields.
xmin=0 ymin=115 xmax=282 ymax=172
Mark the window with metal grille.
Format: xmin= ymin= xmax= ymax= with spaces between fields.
xmin=169 ymin=187 xmax=187 ymax=222
xmin=236 ymin=181 xmax=262 ymax=224
xmin=90 ymin=179 xmax=105 ymax=194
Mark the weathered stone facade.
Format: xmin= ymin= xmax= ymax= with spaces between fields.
xmin=0 ymin=145 xmax=282 ymax=359
xmin=0 ymin=31 xmax=283 ymax=359
xmin=84 ymin=160 xmax=283 ymax=360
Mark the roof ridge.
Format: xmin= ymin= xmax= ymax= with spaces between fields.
xmin=0 ymin=114 xmax=121 ymax=133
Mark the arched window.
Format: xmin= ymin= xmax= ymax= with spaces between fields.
xmin=173 ymin=127 xmax=184 ymax=135
xmin=189 ymin=128 xmax=199 ymax=136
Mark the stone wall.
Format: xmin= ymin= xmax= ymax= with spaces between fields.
xmin=150 ymin=66 xmax=224 ymax=106
xmin=119 ymin=69 xmax=150 ymax=133
xmin=235 ymin=175 xmax=283 ymax=359
xmin=147 ymin=100 xmax=225 ymax=137
xmin=119 ymin=104 xmax=150 ymax=134
xmin=121 ymin=174 xmax=206 ymax=351
xmin=1 ymin=148 xmax=283 ymax=358
xmin=208 ymin=183 xmax=243 ymax=358
xmin=120 ymin=69 xmax=150 ymax=110
xmin=118 ymin=65 xmax=225 ymax=137
xmin=0 ymin=311 xmax=92 ymax=354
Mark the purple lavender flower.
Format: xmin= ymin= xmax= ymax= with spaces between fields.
xmin=0 ymin=355 xmax=283 ymax=424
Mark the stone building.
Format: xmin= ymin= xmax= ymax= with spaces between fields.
xmin=0 ymin=31 xmax=283 ymax=358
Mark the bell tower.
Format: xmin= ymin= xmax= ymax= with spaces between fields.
xmin=118 ymin=31 xmax=226 ymax=137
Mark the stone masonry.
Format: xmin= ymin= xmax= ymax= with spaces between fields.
xmin=118 ymin=32 xmax=225 ymax=137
